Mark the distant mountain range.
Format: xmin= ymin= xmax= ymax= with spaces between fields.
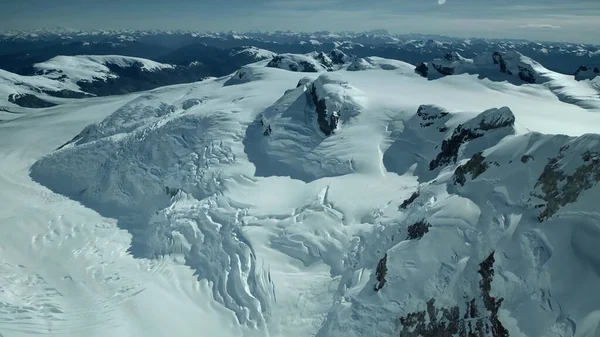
xmin=1 ymin=29 xmax=598 ymax=76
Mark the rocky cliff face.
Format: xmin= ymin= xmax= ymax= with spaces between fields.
xmin=429 ymin=106 xmax=516 ymax=170
xmin=574 ymin=65 xmax=600 ymax=81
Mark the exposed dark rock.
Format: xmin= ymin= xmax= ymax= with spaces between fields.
xmin=454 ymin=152 xmax=489 ymax=186
xmin=182 ymin=98 xmax=203 ymax=110
xmin=517 ymin=66 xmax=536 ymax=83
xmin=595 ymin=67 xmax=600 ymax=74
xmin=398 ymin=252 xmax=509 ymax=337
xmin=263 ymin=125 xmax=272 ymax=136
xmin=267 ymin=55 xmax=283 ymax=68
xmin=575 ymin=65 xmax=589 ymax=74
xmin=444 ymin=52 xmax=460 ymax=61
xmin=532 ymin=149 xmax=600 ymax=221
xmin=406 ymin=219 xmax=431 ymax=240
xmin=56 ymin=127 xmax=91 ymax=150
xmin=430 ymin=109 xmax=515 ymax=171
xmin=329 ymin=49 xmax=347 ymax=65
xmin=429 ymin=125 xmax=482 ymax=170
xmin=164 ymin=186 xmax=180 ymax=197
xmin=478 ymin=252 xmax=509 ymax=337
xmin=309 ymin=84 xmax=338 ymax=136
xmin=415 ymin=62 xmax=429 ymax=77
xmin=521 ymin=155 xmax=534 ymax=163
xmin=374 ymin=254 xmax=388 ymax=291
xmin=493 ymin=52 xmax=508 ymax=74
xmin=8 ymin=93 xmax=56 ymax=108
xmin=299 ymin=61 xmax=319 ymax=72
xmin=314 ymin=52 xmax=334 ymax=70
xmin=42 ymin=89 xmax=92 ymax=99
xmin=417 ymin=104 xmax=448 ymax=122
xmin=399 ymin=191 xmax=419 ymax=210
xmin=433 ymin=63 xmax=455 ymax=76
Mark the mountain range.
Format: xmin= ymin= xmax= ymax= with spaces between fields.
xmin=1 ymin=30 xmax=600 ymax=337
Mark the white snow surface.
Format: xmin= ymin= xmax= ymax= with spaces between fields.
xmin=34 ymin=55 xmax=175 ymax=83
xmin=231 ymin=46 xmax=277 ymax=60
xmin=2 ymin=54 xmax=600 ymax=337
xmin=419 ymin=51 xmax=600 ymax=110
xmin=0 ymin=68 xmax=85 ymax=110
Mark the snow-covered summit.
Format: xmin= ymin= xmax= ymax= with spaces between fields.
xmin=266 ymin=49 xmax=355 ymax=73
xmin=230 ymin=46 xmax=277 ymax=60
xmin=415 ymin=50 xmax=552 ymax=84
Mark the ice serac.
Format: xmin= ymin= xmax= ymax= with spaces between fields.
xmin=30 ymin=91 xmax=274 ymax=329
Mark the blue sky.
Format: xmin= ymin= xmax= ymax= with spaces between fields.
xmin=1 ymin=0 xmax=599 ymax=43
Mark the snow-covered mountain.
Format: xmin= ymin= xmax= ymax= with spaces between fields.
xmin=1 ymin=29 xmax=598 ymax=75
xmin=0 ymin=54 xmax=235 ymax=110
xmin=415 ymin=51 xmax=600 ymax=110
xmin=33 ymin=55 xmax=175 ymax=83
xmin=0 ymin=48 xmax=595 ymax=336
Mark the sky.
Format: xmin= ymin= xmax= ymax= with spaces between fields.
xmin=1 ymin=0 xmax=599 ymax=44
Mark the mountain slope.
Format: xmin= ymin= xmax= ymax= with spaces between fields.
xmin=3 ymin=52 xmax=600 ymax=336
xmin=415 ymin=51 xmax=600 ymax=110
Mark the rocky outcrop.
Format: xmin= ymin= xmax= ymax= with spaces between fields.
xmin=574 ymin=65 xmax=600 ymax=81
xmin=329 ymin=49 xmax=350 ymax=65
xmin=532 ymin=142 xmax=600 ymax=222
xmin=42 ymin=89 xmax=92 ymax=99
xmin=429 ymin=107 xmax=515 ymax=170
xmin=8 ymin=93 xmax=56 ymax=108
xmin=416 ymin=50 xmax=547 ymax=85
xmin=310 ymin=84 xmax=338 ymax=136
xmin=399 ymin=191 xmax=419 ymax=210
xmin=406 ymin=219 xmax=431 ymax=240
xmin=373 ymin=254 xmax=388 ymax=291
xmin=398 ymin=252 xmax=508 ymax=337
xmin=266 ymin=54 xmax=324 ymax=72
xmin=416 ymin=104 xmax=449 ymax=129
xmin=453 ymin=152 xmax=489 ymax=186
xmin=415 ymin=62 xmax=429 ymax=77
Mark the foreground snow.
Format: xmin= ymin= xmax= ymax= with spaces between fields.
xmin=2 ymin=53 xmax=600 ymax=336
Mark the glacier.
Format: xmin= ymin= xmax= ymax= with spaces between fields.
xmin=0 ymin=48 xmax=599 ymax=337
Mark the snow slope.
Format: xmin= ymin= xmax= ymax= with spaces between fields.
xmin=34 ymin=55 xmax=175 ymax=84
xmin=416 ymin=51 xmax=600 ymax=110
xmin=3 ymin=53 xmax=600 ymax=336
xmin=0 ymin=68 xmax=89 ymax=111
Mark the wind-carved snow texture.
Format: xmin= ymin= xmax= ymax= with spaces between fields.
xmin=30 ymin=91 xmax=274 ymax=328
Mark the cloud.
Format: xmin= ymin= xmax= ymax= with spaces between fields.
xmin=438 ymin=0 xmax=446 ymax=4
xmin=519 ymin=24 xmax=562 ymax=29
